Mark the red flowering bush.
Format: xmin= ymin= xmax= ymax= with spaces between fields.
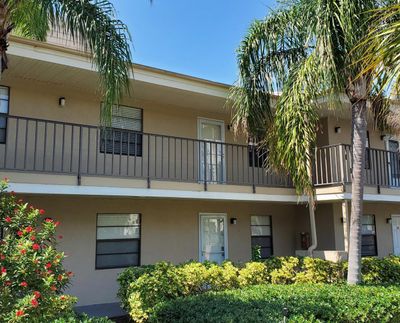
xmin=0 ymin=179 xmax=76 ymax=322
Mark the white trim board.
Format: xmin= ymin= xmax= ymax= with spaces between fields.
xmin=7 ymin=183 xmax=400 ymax=203
xmin=8 ymin=182 xmax=306 ymax=203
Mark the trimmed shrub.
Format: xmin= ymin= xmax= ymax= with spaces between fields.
xmin=152 ymin=284 xmax=400 ymax=323
xmin=362 ymin=256 xmax=400 ymax=285
xmin=118 ymin=256 xmax=400 ymax=322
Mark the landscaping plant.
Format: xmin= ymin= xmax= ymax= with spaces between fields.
xmin=119 ymin=256 xmax=400 ymax=322
xmin=0 ymin=179 xmax=93 ymax=322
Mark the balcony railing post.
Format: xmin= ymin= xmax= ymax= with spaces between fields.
xmin=147 ymin=135 xmax=151 ymax=188
xmin=77 ymin=126 xmax=82 ymax=185
xmin=204 ymin=141 xmax=207 ymax=191
xmin=251 ymin=145 xmax=256 ymax=193
xmin=339 ymin=144 xmax=345 ymax=184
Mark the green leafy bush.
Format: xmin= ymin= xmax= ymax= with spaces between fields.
xmin=0 ymin=180 xmax=111 ymax=323
xmin=0 ymin=180 xmax=76 ymax=322
xmin=152 ymin=284 xmax=400 ymax=323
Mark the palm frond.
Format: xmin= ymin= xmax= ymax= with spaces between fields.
xmin=229 ymin=3 xmax=310 ymax=138
xmin=38 ymin=0 xmax=133 ymax=125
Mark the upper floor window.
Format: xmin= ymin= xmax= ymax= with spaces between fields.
xmin=100 ymin=105 xmax=143 ymax=156
xmin=96 ymin=213 xmax=141 ymax=269
xmin=361 ymin=214 xmax=377 ymax=257
xmin=0 ymin=86 xmax=9 ymax=144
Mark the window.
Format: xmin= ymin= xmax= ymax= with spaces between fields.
xmin=96 ymin=214 xmax=141 ymax=269
xmin=251 ymin=215 xmax=273 ymax=258
xmin=248 ymin=145 xmax=268 ymax=168
xmin=0 ymin=86 xmax=9 ymax=144
xmin=100 ymin=105 xmax=143 ymax=156
xmin=361 ymin=215 xmax=377 ymax=256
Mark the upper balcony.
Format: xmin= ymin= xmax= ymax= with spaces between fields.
xmin=314 ymin=144 xmax=400 ymax=191
xmin=0 ymin=114 xmax=291 ymax=191
xmin=1 ymin=114 xmax=399 ymax=197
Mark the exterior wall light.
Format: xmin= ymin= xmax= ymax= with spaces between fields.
xmin=59 ymin=97 xmax=66 ymax=107
xmin=387 ymin=218 xmax=392 ymax=224
xmin=334 ymin=126 xmax=341 ymax=134
xmin=230 ymin=218 xmax=237 ymax=225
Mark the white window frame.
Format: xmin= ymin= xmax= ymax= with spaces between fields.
xmin=198 ymin=213 xmax=228 ymax=263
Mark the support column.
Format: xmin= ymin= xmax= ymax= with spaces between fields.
xmin=342 ymin=200 xmax=350 ymax=252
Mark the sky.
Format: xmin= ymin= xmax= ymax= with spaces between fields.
xmin=112 ymin=0 xmax=278 ymax=85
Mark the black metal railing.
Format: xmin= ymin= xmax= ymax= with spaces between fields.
xmin=0 ymin=115 xmax=291 ymax=189
xmin=314 ymin=144 xmax=400 ymax=188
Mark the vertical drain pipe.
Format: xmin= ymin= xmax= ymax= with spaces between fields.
xmin=307 ymin=158 xmax=317 ymax=256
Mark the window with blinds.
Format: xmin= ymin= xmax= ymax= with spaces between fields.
xmin=361 ymin=214 xmax=377 ymax=257
xmin=250 ymin=215 xmax=273 ymax=258
xmin=100 ymin=105 xmax=143 ymax=156
xmin=96 ymin=213 xmax=141 ymax=269
xmin=0 ymin=86 xmax=9 ymax=144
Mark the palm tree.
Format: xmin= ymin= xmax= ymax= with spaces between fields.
xmin=230 ymin=0 xmax=395 ymax=284
xmin=0 ymin=0 xmax=132 ymax=120
xmin=362 ymin=4 xmax=400 ymax=116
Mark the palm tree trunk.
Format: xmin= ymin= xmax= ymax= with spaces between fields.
xmin=347 ymin=79 xmax=368 ymax=285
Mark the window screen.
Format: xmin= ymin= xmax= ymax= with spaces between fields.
xmin=361 ymin=214 xmax=377 ymax=257
xmin=96 ymin=214 xmax=141 ymax=269
xmin=251 ymin=215 xmax=273 ymax=258
xmin=0 ymin=86 xmax=9 ymax=144
xmin=100 ymin=105 xmax=143 ymax=156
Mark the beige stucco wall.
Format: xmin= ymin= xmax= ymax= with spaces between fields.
xmin=333 ymin=201 xmax=399 ymax=256
xmin=3 ymin=76 xmax=240 ymax=144
xmin=324 ymin=116 xmax=386 ymax=149
xmin=19 ymin=194 xmax=300 ymax=306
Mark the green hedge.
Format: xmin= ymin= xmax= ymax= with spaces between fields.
xmin=151 ymin=284 xmax=400 ymax=322
xmin=117 ymin=256 xmax=400 ymax=322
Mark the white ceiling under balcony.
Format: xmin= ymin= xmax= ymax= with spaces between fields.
xmin=4 ymin=36 xmax=229 ymax=113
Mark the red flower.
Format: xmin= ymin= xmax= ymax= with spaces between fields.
xmin=58 ymin=235 xmax=63 ymax=239
xmin=31 ymin=298 xmax=39 ymax=308
xmin=30 ymin=235 xmax=36 ymax=241
xmin=54 ymin=221 xmax=60 ymax=227
xmin=3 ymin=177 xmax=8 ymax=182
xmin=25 ymin=226 xmax=33 ymax=233
xmin=20 ymin=281 xmax=28 ymax=287
xmin=44 ymin=218 xmax=52 ymax=223
xmin=50 ymin=285 xmax=57 ymax=291
xmin=1 ymin=267 xmax=6 ymax=274
xmin=47 ymin=270 xmax=53 ymax=274
xmin=58 ymin=274 xmax=63 ymax=281
xmin=33 ymin=291 xmax=41 ymax=299
xmin=4 ymin=281 xmax=11 ymax=286
xmin=67 ymin=271 xmax=73 ymax=277
xmin=39 ymin=209 xmax=45 ymax=215
xmin=32 ymin=244 xmax=40 ymax=251
xmin=45 ymin=263 xmax=52 ymax=269
xmin=15 ymin=310 xmax=24 ymax=317
xmin=0 ymin=254 xmax=5 ymax=260
xmin=60 ymin=295 xmax=66 ymax=301
xmin=17 ymin=231 xmax=23 ymax=237
xmin=4 ymin=217 xmax=11 ymax=223
xmin=20 ymin=249 xmax=26 ymax=255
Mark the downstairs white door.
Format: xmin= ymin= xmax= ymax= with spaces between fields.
xmin=199 ymin=214 xmax=227 ymax=263
xmin=392 ymin=215 xmax=400 ymax=256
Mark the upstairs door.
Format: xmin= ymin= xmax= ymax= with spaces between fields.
xmin=386 ymin=139 xmax=400 ymax=187
xmin=198 ymin=118 xmax=225 ymax=183
xmin=392 ymin=215 xmax=400 ymax=256
xmin=199 ymin=214 xmax=227 ymax=263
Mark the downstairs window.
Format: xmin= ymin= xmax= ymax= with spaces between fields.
xmin=96 ymin=213 xmax=141 ymax=269
xmin=250 ymin=215 xmax=273 ymax=258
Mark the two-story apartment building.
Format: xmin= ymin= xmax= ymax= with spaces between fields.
xmin=1 ymin=35 xmax=400 ymax=316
